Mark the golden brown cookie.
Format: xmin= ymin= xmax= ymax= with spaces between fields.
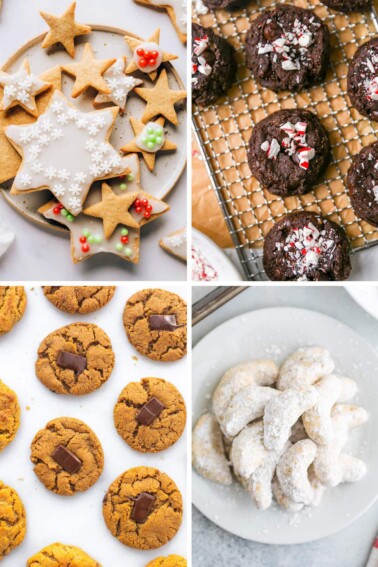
xmin=114 ymin=377 xmax=186 ymax=453
xmin=103 ymin=466 xmax=183 ymax=550
xmin=42 ymin=286 xmax=116 ymax=314
xmin=40 ymin=2 xmax=91 ymax=58
xmin=35 ymin=322 xmax=115 ymax=395
xmin=0 ymin=380 xmax=20 ymax=451
xmin=135 ymin=69 xmax=186 ymax=126
xmin=30 ymin=417 xmax=104 ymax=496
xmin=123 ymin=288 xmax=187 ymax=362
xmin=0 ymin=286 xmax=27 ymax=336
xmin=27 ymin=542 xmax=101 ymax=567
xmin=0 ymin=481 xmax=26 ymax=560
xmin=146 ymin=556 xmax=187 ymax=567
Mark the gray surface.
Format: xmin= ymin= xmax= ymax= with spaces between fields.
xmin=192 ymin=286 xmax=378 ymax=567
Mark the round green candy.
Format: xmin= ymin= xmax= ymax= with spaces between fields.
xmin=94 ymin=234 xmax=102 ymax=244
xmin=116 ymin=242 xmax=123 ymax=252
xmin=156 ymin=136 xmax=163 ymax=145
xmin=148 ymin=133 xmax=156 ymax=142
xmin=156 ymin=126 xmax=163 ymax=135
xmin=124 ymin=247 xmax=132 ymax=257
xmin=121 ymin=228 xmax=129 ymax=236
xmin=127 ymin=173 xmax=134 ymax=181
xmin=147 ymin=127 xmax=155 ymax=135
xmin=82 ymin=228 xmax=90 ymax=237
xmin=61 ymin=209 xmax=68 ymax=217
xmin=67 ymin=214 xmax=74 ymax=222
xmin=120 ymin=183 xmax=127 ymax=190
xmin=147 ymin=141 xmax=155 ymax=150
xmin=142 ymin=136 xmax=149 ymax=144
xmin=88 ymin=235 xmax=95 ymax=244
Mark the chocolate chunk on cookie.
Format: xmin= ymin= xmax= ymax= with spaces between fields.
xmin=248 ymin=109 xmax=330 ymax=196
xmin=192 ymin=23 xmax=237 ymax=106
xmin=0 ymin=286 xmax=27 ymax=336
xmin=35 ymin=322 xmax=115 ymax=395
xmin=0 ymin=481 xmax=26 ymax=560
xmin=347 ymin=141 xmax=378 ymax=226
xmin=146 ymin=556 xmax=187 ymax=567
xmin=27 ymin=543 xmax=101 ymax=567
xmin=123 ymin=289 xmax=187 ymax=362
xmin=263 ymin=211 xmax=351 ymax=281
xmin=114 ymin=377 xmax=186 ymax=453
xmin=30 ymin=417 xmax=104 ymax=496
xmin=321 ymin=0 xmax=371 ymax=12
xmin=347 ymin=38 xmax=378 ymax=121
xmin=103 ymin=466 xmax=183 ymax=550
xmin=245 ymin=6 xmax=329 ymax=92
xmin=0 ymin=380 xmax=20 ymax=451
xmin=43 ymin=286 xmax=116 ymax=314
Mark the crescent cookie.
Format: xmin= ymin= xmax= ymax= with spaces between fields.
xmin=243 ymin=444 xmax=287 ymax=510
xmin=276 ymin=439 xmax=317 ymax=504
xmin=272 ymin=475 xmax=304 ymax=512
xmin=231 ymin=420 xmax=269 ymax=479
xmin=192 ymin=413 xmax=232 ymax=485
xmin=277 ymin=347 xmax=334 ymax=390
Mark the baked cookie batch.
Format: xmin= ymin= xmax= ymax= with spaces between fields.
xmin=192 ymin=0 xmax=378 ymax=281
xmin=0 ymin=285 xmax=187 ymax=565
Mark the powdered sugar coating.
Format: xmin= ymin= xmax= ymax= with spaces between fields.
xmin=193 ymin=413 xmax=232 ymax=485
xmin=276 ymin=439 xmax=317 ymax=504
xmin=277 ymin=346 xmax=334 ymax=390
xmin=231 ymin=421 xmax=269 ymax=479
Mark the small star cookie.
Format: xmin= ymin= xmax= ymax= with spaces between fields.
xmin=135 ymin=69 xmax=186 ymax=125
xmin=0 ymin=59 xmax=51 ymax=117
xmin=94 ymin=57 xmax=143 ymax=112
xmin=62 ymin=43 xmax=115 ymax=98
xmin=121 ymin=116 xmax=176 ymax=171
xmin=125 ymin=28 xmax=178 ymax=81
xmin=40 ymin=1 xmax=91 ymax=58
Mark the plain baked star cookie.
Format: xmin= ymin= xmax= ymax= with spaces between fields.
xmin=146 ymin=556 xmax=187 ymax=567
xmin=40 ymin=1 xmax=91 ymax=58
xmin=0 ymin=481 xmax=26 ymax=560
xmin=125 ymin=28 xmax=178 ymax=81
xmin=94 ymin=57 xmax=143 ymax=112
xmin=42 ymin=286 xmax=116 ymax=314
xmin=27 ymin=543 xmax=101 ymax=567
xmin=123 ymin=288 xmax=187 ymax=362
xmin=0 ymin=59 xmax=51 ymax=117
xmin=35 ymin=322 xmax=115 ymax=395
xmin=0 ymin=380 xmax=20 ymax=451
xmin=114 ymin=377 xmax=186 ymax=453
xmin=135 ymin=69 xmax=187 ymax=125
xmin=103 ymin=466 xmax=183 ymax=550
xmin=30 ymin=417 xmax=104 ymax=496
xmin=0 ymin=286 xmax=27 ymax=336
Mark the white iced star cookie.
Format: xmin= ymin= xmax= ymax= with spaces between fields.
xmin=93 ymin=57 xmax=143 ymax=113
xmin=0 ymin=59 xmax=51 ymax=117
xmin=5 ymin=90 xmax=127 ymax=215
xmin=160 ymin=227 xmax=187 ymax=261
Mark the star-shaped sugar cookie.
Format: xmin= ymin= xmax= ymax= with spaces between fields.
xmin=40 ymin=1 xmax=91 ymax=58
xmin=0 ymin=59 xmax=51 ymax=116
xmin=121 ymin=116 xmax=176 ymax=171
xmin=134 ymin=1 xmax=187 ymax=45
xmin=6 ymin=90 xmax=128 ymax=216
xmin=62 ymin=43 xmax=115 ymax=98
xmin=94 ymin=58 xmax=143 ymax=112
xmin=124 ymin=28 xmax=177 ymax=81
xmin=135 ymin=69 xmax=186 ymax=125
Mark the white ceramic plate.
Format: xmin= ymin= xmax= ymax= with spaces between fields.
xmin=192 ymin=307 xmax=378 ymax=545
xmin=346 ymin=287 xmax=378 ymax=320
xmin=192 ymin=228 xmax=244 ymax=281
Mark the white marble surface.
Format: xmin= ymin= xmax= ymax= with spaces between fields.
xmin=0 ymin=0 xmax=186 ymax=281
xmin=192 ymin=285 xmax=378 ymax=567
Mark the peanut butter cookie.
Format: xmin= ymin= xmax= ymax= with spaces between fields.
xmin=42 ymin=286 xmax=116 ymax=314
xmin=30 ymin=417 xmax=104 ymax=496
xmin=35 ymin=322 xmax=115 ymax=395
xmin=27 ymin=542 xmax=101 ymax=566
xmin=0 ymin=286 xmax=26 ymax=336
xmin=123 ymin=289 xmax=187 ymax=362
xmin=146 ymin=556 xmax=187 ymax=567
xmin=0 ymin=481 xmax=26 ymax=560
xmin=114 ymin=377 xmax=186 ymax=453
xmin=0 ymin=380 xmax=20 ymax=451
xmin=103 ymin=466 xmax=183 ymax=550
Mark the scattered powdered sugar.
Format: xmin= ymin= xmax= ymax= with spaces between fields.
xmin=260 ymin=120 xmax=315 ymax=170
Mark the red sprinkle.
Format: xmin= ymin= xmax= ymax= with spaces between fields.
xmin=81 ymin=244 xmax=90 ymax=253
xmin=79 ymin=236 xmax=87 ymax=243
xmin=121 ymin=236 xmax=129 ymax=244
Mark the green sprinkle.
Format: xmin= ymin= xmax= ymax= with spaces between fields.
xmin=147 ymin=141 xmax=155 ymax=150
xmin=156 ymin=126 xmax=163 ymax=134
xmin=121 ymin=228 xmax=129 ymax=236
xmin=82 ymin=228 xmax=90 ymax=237
xmin=127 ymin=173 xmax=134 ymax=181
xmin=156 ymin=136 xmax=163 ymax=145
xmin=124 ymin=247 xmax=132 ymax=257
xmin=142 ymin=136 xmax=149 ymax=144
xmin=94 ymin=234 xmax=102 ymax=244
xmin=148 ymin=133 xmax=156 ymax=142
xmin=120 ymin=183 xmax=127 ymax=190
xmin=88 ymin=235 xmax=95 ymax=244
xmin=147 ymin=127 xmax=154 ymax=134
xmin=61 ymin=209 xmax=68 ymax=217
xmin=116 ymin=242 xmax=123 ymax=252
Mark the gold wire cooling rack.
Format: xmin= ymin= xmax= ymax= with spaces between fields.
xmin=192 ymin=0 xmax=378 ymax=280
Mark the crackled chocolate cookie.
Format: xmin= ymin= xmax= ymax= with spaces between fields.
xmin=248 ymin=109 xmax=330 ymax=196
xmin=42 ymin=286 xmax=116 ymax=314
xmin=0 ymin=286 xmax=26 ymax=336
xmin=0 ymin=380 xmax=20 ymax=451
xmin=192 ymin=23 xmax=237 ymax=106
xmin=114 ymin=377 xmax=186 ymax=453
xmin=245 ymin=6 xmax=329 ymax=92
xmin=347 ymin=141 xmax=378 ymax=226
xmin=263 ymin=211 xmax=351 ymax=281
xmin=103 ymin=466 xmax=183 ymax=550
xmin=30 ymin=417 xmax=104 ymax=496
xmin=0 ymin=481 xmax=26 ymax=560
xmin=322 ymin=0 xmax=371 ymax=12
xmin=123 ymin=289 xmax=187 ymax=362
xmin=35 ymin=322 xmax=115 ymax=395
xmin=146 ymin=556 xmax=187 ymax=567
xmin=27 ymin=543 xmax=101 ymax=567
xmin=348 ymin=38 xmax=378 ymax=121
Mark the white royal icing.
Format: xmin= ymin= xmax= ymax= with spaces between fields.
xmin=133 ymin=42 xmax=163 ymax=73
xmin=94 ymin=58 xmax=143 ymax=111
xmin=0 ymin=59 xmax=50 ymax=112
xmin=162 ymin=228 xmax=187 ymax=260
xmin=135 ymin=122 xmax=165 ymax=153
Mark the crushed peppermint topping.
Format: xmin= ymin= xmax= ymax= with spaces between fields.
xmin=359 ymin=51 xmax=378 ymax=101
xmin=373 ymin=184 xmax=378 ymax=202
xmin=192 ymin=245 xmax=218 ymax=281
xmin=260 ymin=120 xmax=315 ymax=170
xmin=192 ymin=36 xmax=212 ymax=85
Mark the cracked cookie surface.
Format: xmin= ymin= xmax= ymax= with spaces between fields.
xmin=0 ymin=480 xmax=26 ymax=560
xmin=42 ymin=286 xmax=116 ymax=314
xmin=146 ymin=556 xmax=187 ymax=567
xmin=114 ymin=377 xmax=186 ymax=453
xmin=35 ymin=322 xmax=115 ymax=395
xmin=123 ymin=289 xmax=187 ymax=362
xmin=103 ymin=466 xmax=183 ymax=550
xmin=0 ymin=286 xmax=27 ymax=336
xmin=30 ymin=417 xmax=104 ymax=496
xmin=27 ymin=542 xmax=101 ymax=567
xmin=0 ymin=380 xmax=20 ymax=451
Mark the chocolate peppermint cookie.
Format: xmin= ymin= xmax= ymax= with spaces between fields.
xmin=192 ymin=23 xmax=237 ymax=106
xmin=322 ymin=0 xmax=371 ymax=13
xmin=245 ymin=6 xmax=330 ymax=92
xmin=263 ymin=211 xmax=351 ymax=281
xmin=202 ymin=0 xmax=248 ymax=9
xmin=348 ymin=38 xmax=378 ymax=121
xmin=248 ymin=109 xmax=330 ymax=196
xmin=347 ymin=141 xmax=378 ymax=226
